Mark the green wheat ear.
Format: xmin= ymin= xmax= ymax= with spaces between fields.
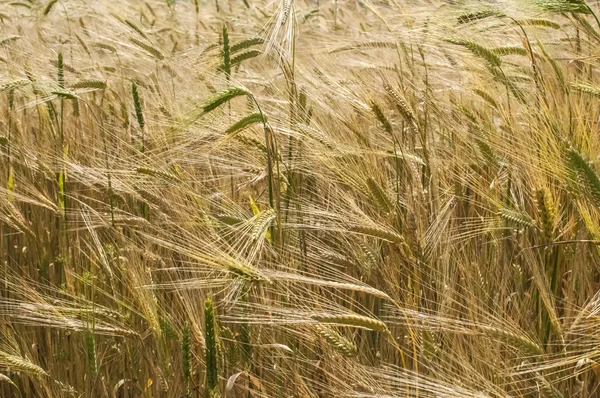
xmin=231 ymin=37 xmax=264 ymax=53
xmin=204 ymin=297 xmax=218 ymax=396
xmin=518 ymin=18 xmax=561 ymax=29
xmin=84 ymin=330 xmax=97 ymax=377
xmin=222 ymin=24 xmax=231 ymax=81
xmin=131 ymin=82 xmax=145 ymax=152
xmin=182 ymin=322 xmax=192 ymax=389
xmin=366 ymin=177 xmax=394 ymax=214
xmin=531 ymin=0 xmax=591 ymax=14
xmin=457 ymin=9 xmax=504 ymax=24
xmin=225 ymin=112 xmax=264 ymax=136
xmin=201 ymin=87 xmax=250 ymax=115
xmin=57 ymin=52 xmax=64 ymax=88
xmin=130 ymin=37 xmax=164 ymax=60
xmin=441 ymin=37 xmax=501 ymax=68
xmin=239 ymin=285 xmax=252 ymax=368
xmin=536 ymin=189 xmax=555 ymax=241
xmin=43 ymin=0 xmax=58 ymax=16
xmin=566 ymin=147 xmax=600 ymax=207
xmin=218 ymin=50 xmax=261 ymax=72
xmin=370 ymin=100 xmax=392 ymax=134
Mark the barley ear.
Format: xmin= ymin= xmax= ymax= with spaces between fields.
xmin=314 ymin=325 xmax=358 ymax=357
xmin=182 ymin=321 xmax=192 ymax=389
xmin=83 ymin=330 xmax=98 ymax=377
xmin=498 ymin=208 xmax=535 ymax=228
xmin=130 ymin=37 xmax=164 ymax=60
xmin=566 ymin=147 xmax=600 ymax=207
xmin=225 ymin=112 xmax=264 ymax=136
xmin=370 ymin=100 xmax=392 ymax=134
xmin=239 ymin=286 xmax=252 ymax=368
xmin=222 ymin=24 xmax=231 ymax=81
xmin=43 ymin=0 xmax=58 ymax=16
xmin=131 ymin=82 xmax=145 ymax=152
xmin=57 ymin=52 xmax=64 ymax=88
xmin=536 ymin=189 xmax=555 ymax=241
xmin=201 ymin=87 xmax=249 ymax=115
xmin=311 ymin=313 xmax=389 ymax=333
xmin=441 ymin=37 xmax=501 ymax=68
xmin=231 ymin=37 xmax=264 ymax=53
xmin=205 ymin=297 xmax=219 ymax=396
xmin=0 ymin=351 xmax=48 ymax=378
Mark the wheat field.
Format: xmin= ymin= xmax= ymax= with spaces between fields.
xmin=1 ymin=0 xmax=600 ymax=396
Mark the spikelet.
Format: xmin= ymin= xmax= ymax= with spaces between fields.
xmin=204 ymin=297 xmax=218 ymax=395
xmin=0 ymin=36 xmax=20 ymax=47
xmin=124 ymin=19 xmax=149 ymax=40
xmin=442 ymin=37 xmax=501 ymax=68
xmin=491 ymin=46 xmax=528 ymax=56
xmin=538 ymin=41 xmax=565 ymax=89
xmin=311 ymin=313 xmax=388 ymax=333
xmin=0 ymin=373 xmax=19 ymax=392
xmin=566 ymin=147 xmax=600 ymax=207
xmin=9 ymin=2 xmax=31 ymax=9
xmin=71 ymin=79 xmax=107 ymax=90
xmin=536 ymin=189 xmax=555 ymax=241
xmin=84 ymin=330 xmax=97 ymax=377
xmin=57 ymin=52 xmax=64 ymax=88
xmin=154 ymin=365 xmax=169 ymax=392
xmin=350 ymin=225 xmax=406 ymax=246
xmin=366 ymin=177 xmax=394 ymax=213
xmin=384 ymin=83 xmax=419 ymax=132
xmin=370 ymin=100 xmax=392 ymax=134
xmin=457 ymin=9 xmax=504 ymax=24
xmin=531 ymin=0 xmax=591 ymax=14
xmin=159 ymin=315 xmax=178 ymax=340
xmin=227 ymin=262 xmax=262 ymax=281
xmin=330 ymin=41 xmax=397 ymax=53
xmin=52 ymin=88 xmax=78 ymax=99
xmin=0 ymin=79 xmax=29 ymax=93
xmin=231 ymin=37 xmax=264 ymax=53
xmin=229 ymin=50 xmax=261 ymax=68
xmin=130 ymin=37 xmax=164 ymax=60
xmin=7 ymin=166 xmax=14 ymax=202
xmin=577 ymin=13 xmax=600 ymax=41
xmin=216 ymin=214 xmax=246 ymax=226
xmin=201 ymin=87 xmax=249 ymax=115
xmin=239 ymin=286 xmax=252 ymax=367
xmin=499 ymin=208 xmax=535 ymax=228
xmin=233 ymin=134 xmax=267 ymax=153
xmin=3 ymin=201 xmax=36 ymax=237
xmin=473 ymin=88 xmax=498 ymax=108
xmin=225 ymin=113 xmax=264 ymax=136
xmin=280 ymin=0 xmax=292 ymax=27
xmin=314 ymin=325 xmax=357 ymax=357
xmin=359 ymin=242 xmax=378 ymax=273
xmin=136 ymin=188 xmax=170 ymax=210
xmin=131 ymin=82 xmax=145 ymax=130
xmin=222 ymin=24 xmax=231 ymax=80
xmin=43 ymin=0 xmax=58 ymax=16
xmin=536 ymin=374 xmax=564 ymax=398
xmin=251 ymin=208 xmax=275 ymax=241
xmin=572 ymin=82 xmax=600 ymax=97
xmin=477 ymin=325 xmax=543 ymax=356
xmin=92 ymin=42 xmax=117 ymax=53
xmin=182 ymin=322 xmax=192 ymax=386
xmin=136 ymin=167 xmax=181 ymax=183
xmin=0 ymin=352 xmax=48 ymax=378
xmin=518 ymin=18 xmax=561 ymax=29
